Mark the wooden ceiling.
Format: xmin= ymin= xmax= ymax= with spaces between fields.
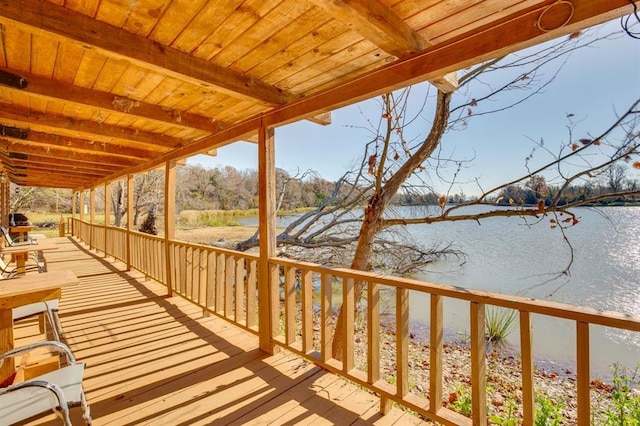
xmin=0 ymin=0 xmax=635 ymax=189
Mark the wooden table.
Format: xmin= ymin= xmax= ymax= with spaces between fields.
xmin=8 ymin=225 xmax=33 ymax=242
xmin=0 ymin=269 xmax=79 ymax=381
xmin=0 ymin=240 xmax=58 ymax=275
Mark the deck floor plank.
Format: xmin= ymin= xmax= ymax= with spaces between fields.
xmin=13 ymin=237 xmax=429 ymax=425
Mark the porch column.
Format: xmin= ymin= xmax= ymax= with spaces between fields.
xmin=258 ymin=125 xmax=278 ymax=354
xmin=104 ymin=181 xmax=111 ymax=255
xmin=79 ymin=190 xmax=85 ymax=222
xmin=90 ymin=188 xmax=96 ymax=224
xmin=71 ymin=190 xmax=77 ymax=235
xmin=164 ymin=160 xmax=176 ymax=297
xmin=0 ymin=176 xmax=8 ymax=228
xmin=126 ymin=174 xmax=134 ymax=271
xmin=89 ymin=188 xmax=96 ymax=249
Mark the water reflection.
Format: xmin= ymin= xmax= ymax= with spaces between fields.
xmin=406 ymin=206 xmax=640 ymax=378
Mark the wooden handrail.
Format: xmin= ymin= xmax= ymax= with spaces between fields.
xmin=70 ymin=218 xmax=640 ymax=425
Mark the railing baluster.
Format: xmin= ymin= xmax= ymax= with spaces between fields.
xmin=225 ymin=255 xmax=234 ymax=318
xmin=430 ymin=294 xmax=443 ymax=414
xmin=285 ymin=266 xmax=296 ymax=345
xmin=216 ymin=253 xmax=224 ymax=314
xmin=205 ymin=251 xmax=215 ymax=314
xmin=520 ymin=311 xmax=535 ymax=425
xmin=397 ymin=287 xmax=409 ymax=400
xmin=321 ymin=272 xmax=332 ymax=362
xmin=343 ymin=277 xmax=354 ymax=372
xmin=235 ymin=257 xmax=245 ymax=323
xmin=179 ymin=244 xmax=187 ymax=294
xmin=301 ymin=269 xmax=313 ymax=353
xmin=199 ymin=249 xmax=207 ymax=306
xmin=186 ymin=246 xmax=194 ymax=298
xmin=368 ymin=281 xmax=380 ymax=385
xmin=470 ymin=302 xmax=487 ymax=425
xmin=246 ymin=259 xmax=257 ymax=328
xmin=577 ymin=321 xmax=590 ymax=425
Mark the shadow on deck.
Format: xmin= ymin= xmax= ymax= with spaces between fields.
xmin=17 ymin=237 xmax=426 ymax=425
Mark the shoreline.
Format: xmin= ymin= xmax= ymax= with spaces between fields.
xmin=352 ymin=316 xmax=636 ymax=424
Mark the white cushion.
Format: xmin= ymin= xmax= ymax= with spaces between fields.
xmin=13 ymin=300 xmax=59 ymax=321
xmin=0 ymin=363 xmax=85 ymax=425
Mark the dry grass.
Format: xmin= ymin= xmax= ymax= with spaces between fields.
xmin=175 ymin=226 xmax=258 ymax=246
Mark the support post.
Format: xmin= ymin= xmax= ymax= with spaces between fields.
xmin=89 ymin=188 xmax=96 ymax=249
xmin=71 ymin=190 xmax=76 ymax=235
xmin=164 ymin=160 xmax=176 ymax=297
xmin=79 ymin=190 xmax=85 ymax=222
xmin=104 ymin=181 xmax=111 ymax=256
xmin=258 ymin=125 xmax=278 ymax=354
xmin=126 ymin=175 xmax=134 ymax=271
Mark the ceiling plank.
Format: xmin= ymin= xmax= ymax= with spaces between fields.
xmin=107 ymin=0 xmax=634 ymax=182
xmin=0 ymin=125 xmax=158 ymax=160
xmin=310 ymin=0 xmax=458 ymax=92
xmin=0 ymin=66 xmax=222 ymax=133
xmin=0 ymin=0 xmax=295 ymax=106
xmin=0 ymin=102 xmax=187 ymax=149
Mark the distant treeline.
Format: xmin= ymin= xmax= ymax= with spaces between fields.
xmin=10 ymin=164 xmax=640 ymax=216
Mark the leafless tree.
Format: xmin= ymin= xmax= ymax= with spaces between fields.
xmin=234 ymin=29 xmax=640 ymax=358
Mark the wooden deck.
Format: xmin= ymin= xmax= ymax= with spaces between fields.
xmin=14 ymin=237 xmax=428 ymax=425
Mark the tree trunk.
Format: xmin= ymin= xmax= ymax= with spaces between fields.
xmin=331 ymin=90 xmax=452 ymax=360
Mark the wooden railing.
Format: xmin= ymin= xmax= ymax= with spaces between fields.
xmin=129 ymin=230 xmax=166 ymax=284
xmin=71 ymin=218 xmax=640 ymax=425
xmin=105 ymin=227 xmax=128 ymax=263
xmin=167 ymin=241 xmax=259 ymax=331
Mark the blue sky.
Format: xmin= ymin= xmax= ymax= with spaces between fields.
xmin=189 ymin=21 xmax=640 ymax=196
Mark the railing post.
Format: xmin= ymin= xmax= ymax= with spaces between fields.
xmin=396 ymin=287 xmax=409 ymax=400
xmin=258 ymin=125 xmax=278 ymax=354
xmin=577 ymin=321 xmax=590 ymax=425
xmin=520 ymin=311 xmax=535 ymax=425
xmin=164 ymin=160 xmax=176 ymax=297
xmin=470 ymin=302 xmax=487 ymax=425
xmin=430 ymin=294 xmax=443 ymax=414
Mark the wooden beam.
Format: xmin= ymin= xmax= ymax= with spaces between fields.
xmin=5 ymin=163 xmax=107 ymax=179
xmin=0 ymin=66 xmax=221 ymax=133
xmin=1 ymin=125 xmax=158 ymax=160
xmin=1 ymin=0 xmax=294 ymax=106
xmin=310 ymin=0 xmax=428 ymax=56
xmin=95 ymin=0 xmax=637 ymax=184
xmin=0 ymin=153 xmax=123 ymax=173
xmin=0 ymin=102 xmax=186 ymax=149
xmin=0 ymin=138 xmax=143 ymax=167
xmin=310 ymin=0 xmax=457 ymax=92
xmin=306 ymin=112 xmax=332 ymax=126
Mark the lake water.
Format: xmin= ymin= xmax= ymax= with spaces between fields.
xmin=244 ymin=206 xmax=640 ymax=379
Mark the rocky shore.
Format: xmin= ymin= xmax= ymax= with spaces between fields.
xmin=349 ymin=321 xmax=637 ymax=424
